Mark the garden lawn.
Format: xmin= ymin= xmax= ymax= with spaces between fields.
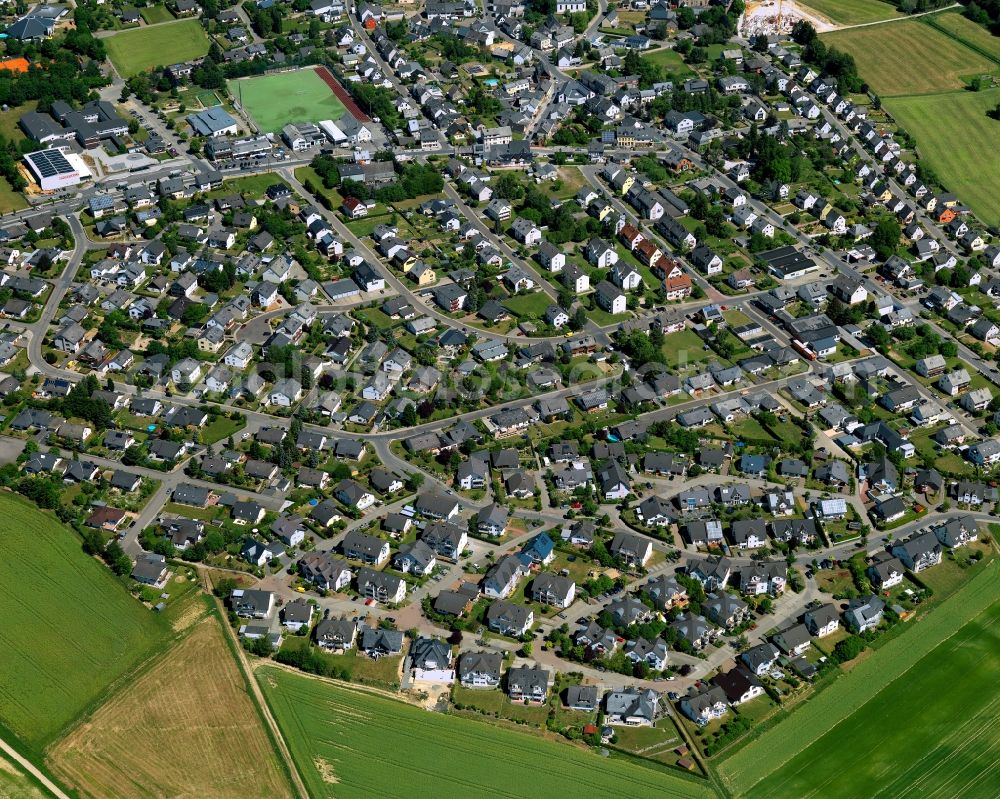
xmin=502 ymin=292 xmax=552 ymax=318
xmin=717 ymin=561 xmax=1000 ymax=797
xmin=105 ymin=19 xmax=211 ymax=77
xmin=0 ymin=494 xmax=168 ymax=749
xmin=228 ymin=68 xmax=347 ymax=134
xmin=258 ymin=667 xmax=716 ymax=799
xmin=661 ymin=328 xmax=712 ymax=370
xmin=140 ymin=5 xmax=175 ymax=23
xmin=641 ymin=48 xmax=694 ymax=76
xmin=886 ymin=88 xmax=1000 ymax=227
xmin=799 ymin=0 xmax=901 ymax=25
xmin=821 ymin=18 xmax=995 ymax=96
xmin=202 ymin=415 xmax=246 ymax=445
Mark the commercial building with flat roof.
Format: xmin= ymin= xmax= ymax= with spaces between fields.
xmin=24 ymin=147 xmax=89 ymax=191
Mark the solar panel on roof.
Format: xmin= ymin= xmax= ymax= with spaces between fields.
xmin=25 ymin=148 xmax=76 ymax=183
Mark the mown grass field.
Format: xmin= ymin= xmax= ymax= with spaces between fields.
xmin=0 ymin=494 xmax=168 ymax=749
xmin=822 ymin=17 xmax=996 ymax=95
xmin=717 ymin=561 xmax=1000 ymax=796
xmin=105 ymin=19 xmax=211 ymax=77
xmin=925 ymin=10 xmax=1000 ymax=61
xmin=228 ymin=68 xmax=347 ymax=133
xmin=798 ymin=0 xmax=901 ymax=26
xmin=258 ymin=667 xmax=716 ymax=799
xmin=50 ymin=617 xmax=294 ymax=799
xmin=887 ymin=88 xmax=1000 ymax=227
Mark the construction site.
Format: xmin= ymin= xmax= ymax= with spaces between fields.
xmin=739 ymin=0 xmax=838 ymax=38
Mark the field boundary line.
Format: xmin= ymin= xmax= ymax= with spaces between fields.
xmin=207 ymin=591 xmax=309 ymax=799
xmin=718 ymin=561 xmax=999 ymax=794
xmin=919 ymin=13 xmax=1000 ymax=66
xmin=830 ymin=3 xmax=959 ymax=30
xmin=41 ymin=583 xmax=205 ymax=754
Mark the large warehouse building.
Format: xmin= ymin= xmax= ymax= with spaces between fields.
xmin=23 ymin=147 xmax=91 ymax=191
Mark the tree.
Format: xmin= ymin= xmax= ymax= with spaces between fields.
xmin=103 ymin=541 xmax=132 ymax=576
xmin=833 ymin=635 xmax=865 ymax=663
xmin=867 ymin=323 xmax=891 ymax=352
xmin=871 ymin=217 xmax=901 ymax=260
xmin=494 ymin=173 xmax=524 ymax=200
xmin=400 ymin=403 xmax=418 ymax=427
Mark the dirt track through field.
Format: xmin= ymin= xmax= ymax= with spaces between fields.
xmin=49 ymin=618 xmax=294 ymax=799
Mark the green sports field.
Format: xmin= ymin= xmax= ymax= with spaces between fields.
xmin=257 ymin=667 xmax=716 ymax=799
xmin=228 ymin=68 xmax=347 ymax=134
xmin=718 ymin=561 xmax=1000 ymax=797
xmin=888 ymin=87 xmax=1000 ymax=227
xmin=0 ymin=494 xmax=167 ymax=748
xmin=798 ymin=0 xmax=901 ymax=26
xmin=105 ymin=19 xmax=211 ymax=77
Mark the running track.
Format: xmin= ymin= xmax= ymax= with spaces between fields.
xmin=314 ymin=66 xmax=371 ymax=123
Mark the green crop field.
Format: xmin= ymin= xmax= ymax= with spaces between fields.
xmin=887 ymin=88 xmax=1000 ymax=227
xmin=718 ymin=561 xmax=1000 ymax=796
xmin=798 ymin=0 xmax=901 ymax=26
xmin=0 ymin=494 xmax=167 ymax=749
xmin=228 ymin=68 xmax=347 ymax=133
xmin=926 ymin=10 xmax=1000 ymax=61
xmin=0 ymin=753 xmax=47 ymax=799
xmin=257 ymin=667 xmax=716 ymax=799
xmin=105 ymin=19 xmax=211 ymax=77
xmin=822 ymin=17 xmax=996 ymax=95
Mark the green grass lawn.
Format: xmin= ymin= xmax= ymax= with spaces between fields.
xmin=0 ymin=100 xmax=32 ymax=143
xmin=451 ymin=685 xmax=551 ymax=725
xmin=641 ymin=48 xmax=694 ymax=76
xmin=918 ymin=541 xmax=994 ymax=596
xmin=587 ymin=306 xmax=632 ymax=326
xmin=0 ymin=178 xmax=27 ymax=213
xmin=201 ymin=415 xmax=246 ymax=445
xmin=294 ymin=165 xmax=342 ymax=207
xmin=140 ymin=5 xmax=175 ymax=23
xmin=353 ymin=307 xmax=396 ymax=331
xmin=228 ymin=68 xmax=347 ymax=133
xmin=717 ymin=561 xmax=1000 ymax=797
xmin=661 ymin=328 xmax=712 ymax=370
xmin=258 ymin=667 xmax=716 ymax=799
xmin=729 ymin=417 xmax=778 ymax=443
xmin=798 ymin=0 xmax=901 ymax=25
xmin=502 ymin=292 xmax=552 ymax=318
xmin=0 ymin=494 xmax=168 ymax=750
xmin=105 ymin=19 xmax=211 ymax=77
xmin=887 ymin=87 xmax=1000 ymax=227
